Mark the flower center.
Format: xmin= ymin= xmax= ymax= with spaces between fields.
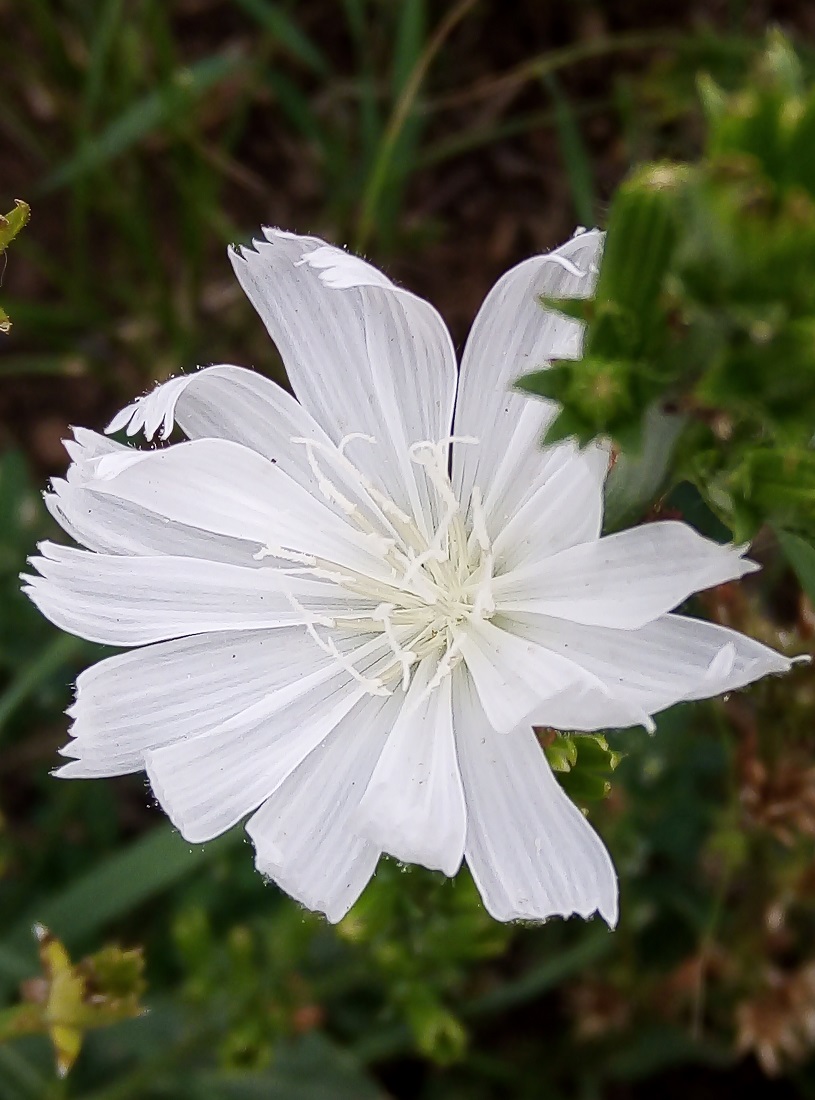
xmin=270 ymin=436 xmax=496 ymax=698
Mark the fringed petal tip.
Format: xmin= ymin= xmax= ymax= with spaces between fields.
xmin=231 ymin=229 xmax=394 ymax=292
xmin=105 ymin=374 xmax=195 ymax=442
xmin=482 ymin=876 xmax=619 ymax=929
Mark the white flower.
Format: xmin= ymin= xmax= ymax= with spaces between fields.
xmin=23 ymin=227 xmax=794 ymax=926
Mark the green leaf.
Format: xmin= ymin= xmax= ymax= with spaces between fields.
xmin=559 ymin=770 xmax=612 ymax=803
xmin=776 ymin=528 xmax=815 ymax=603
xmin=0 ymin=201 xmax=30 ymax=252
xmin=543 ymin=734 xmax=578 ymax=773
xmin=538 ymin=296 xmax=593 ymax=324
xmin=742 ymin=448 xmax=815 ymax=538
xmin=546 ymin=734 xmax=622 ymax=808
xmin=514 ymin=363 xmax=573 ymax=402
xmin=0 ymin=201 xmax=30 ymax=333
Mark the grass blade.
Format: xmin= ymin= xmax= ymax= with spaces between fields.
xmin=543 ymin=72 xmax=596 ymax=226
xmin=233 ymin=0 xmax=329 ymax=75
xmin=39 ymin=53 xmax=243 ymax=194
xmin=0 ymin=826 xmax=242 ymax=997
xmin=355 ymin=0 xmax=477 ymax=251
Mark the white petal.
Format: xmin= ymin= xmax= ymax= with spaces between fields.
xmin=453 ymin=668 xmax=618 ymax=924
xmin=294 ymin=243 xmax=395 ymax=289
xmin=144 ymin=635 xmax=394 ymax=843
xmin=455 ymin=616 xmax=651 ymax=734
xmin=508 ymin=611 xmax=794 ymax=716
xmin=494 ymin=521 xmax=759 ymax=629
xmin=23 ymin=542 xmax=365 ymax=646
xmin=54 ymin=628 xmax=326 ymax=776
xmin=354 ymin=660 xmax=466 ymax=876
xmin=46 ymin=480 xmax=260 ymax=564
xmin=75 ymin=438 xmax=396 ymax=581
xmin=50 ymin=428 xmax=267 ymax=562
xmin=247 ymin=692 xmax=402 ymax=924
xmin=452 ymin=229 xmax=603 ymax=513
xmin=63 ymin=426 xmax=125 ymax=470
xmin=229 ymin=230 xmax=457 ymax=529
xmin=106 ymin=364 xmax=345 ymax=494
xmin=490 ymin=440 xmax=608 ymax=571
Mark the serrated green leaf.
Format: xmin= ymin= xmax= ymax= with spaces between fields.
xmin=543 ymin=406 xmax=597 ymax=446
xmin=514 ymin=364 xmax=571 ymax=401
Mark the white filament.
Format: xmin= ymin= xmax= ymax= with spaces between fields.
xmin=278 ymin=435 xmax=494 ymax=695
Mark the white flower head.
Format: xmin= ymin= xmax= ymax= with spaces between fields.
xmin=24 ymin=227 xmax=795 ymax=926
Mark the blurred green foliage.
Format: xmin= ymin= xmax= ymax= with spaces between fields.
xmin=0 ymin=4 xmax=814 ymax=1099
xmin=0 ymin=928 xmax=146 ymax=1078
xmin=521 ymin=32 xmax=815 ymax=546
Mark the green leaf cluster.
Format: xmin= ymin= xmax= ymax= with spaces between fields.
xmin=519 ymin=32 xmax=815 ymax=543
xmin=0 ymin=927 xmax=146 ymax=1078
xmin=543 ymin=732 xmax=624 ymax=808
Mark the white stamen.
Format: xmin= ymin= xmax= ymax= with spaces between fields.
xmin=253 ymin=544 xmax=317 ymax=565
xmin=285 ymin=589 xmax=390 ymax=697
xmin=546 ymin=254 xmax=585 ymax=278
xmin=373 ymin=603 xmax=418 ymax=691
xmin=277 ymin=434 xmax=496 ymax=701
xmin=291 ymin=437 xmax=357 ymax=515
xmin=469 ymin=485 xmax=491 ymax=554
xmin=418 ymin=633 xmax=464 ymax=703
xmin=338 ymin=432 xmax=377 ymax=454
